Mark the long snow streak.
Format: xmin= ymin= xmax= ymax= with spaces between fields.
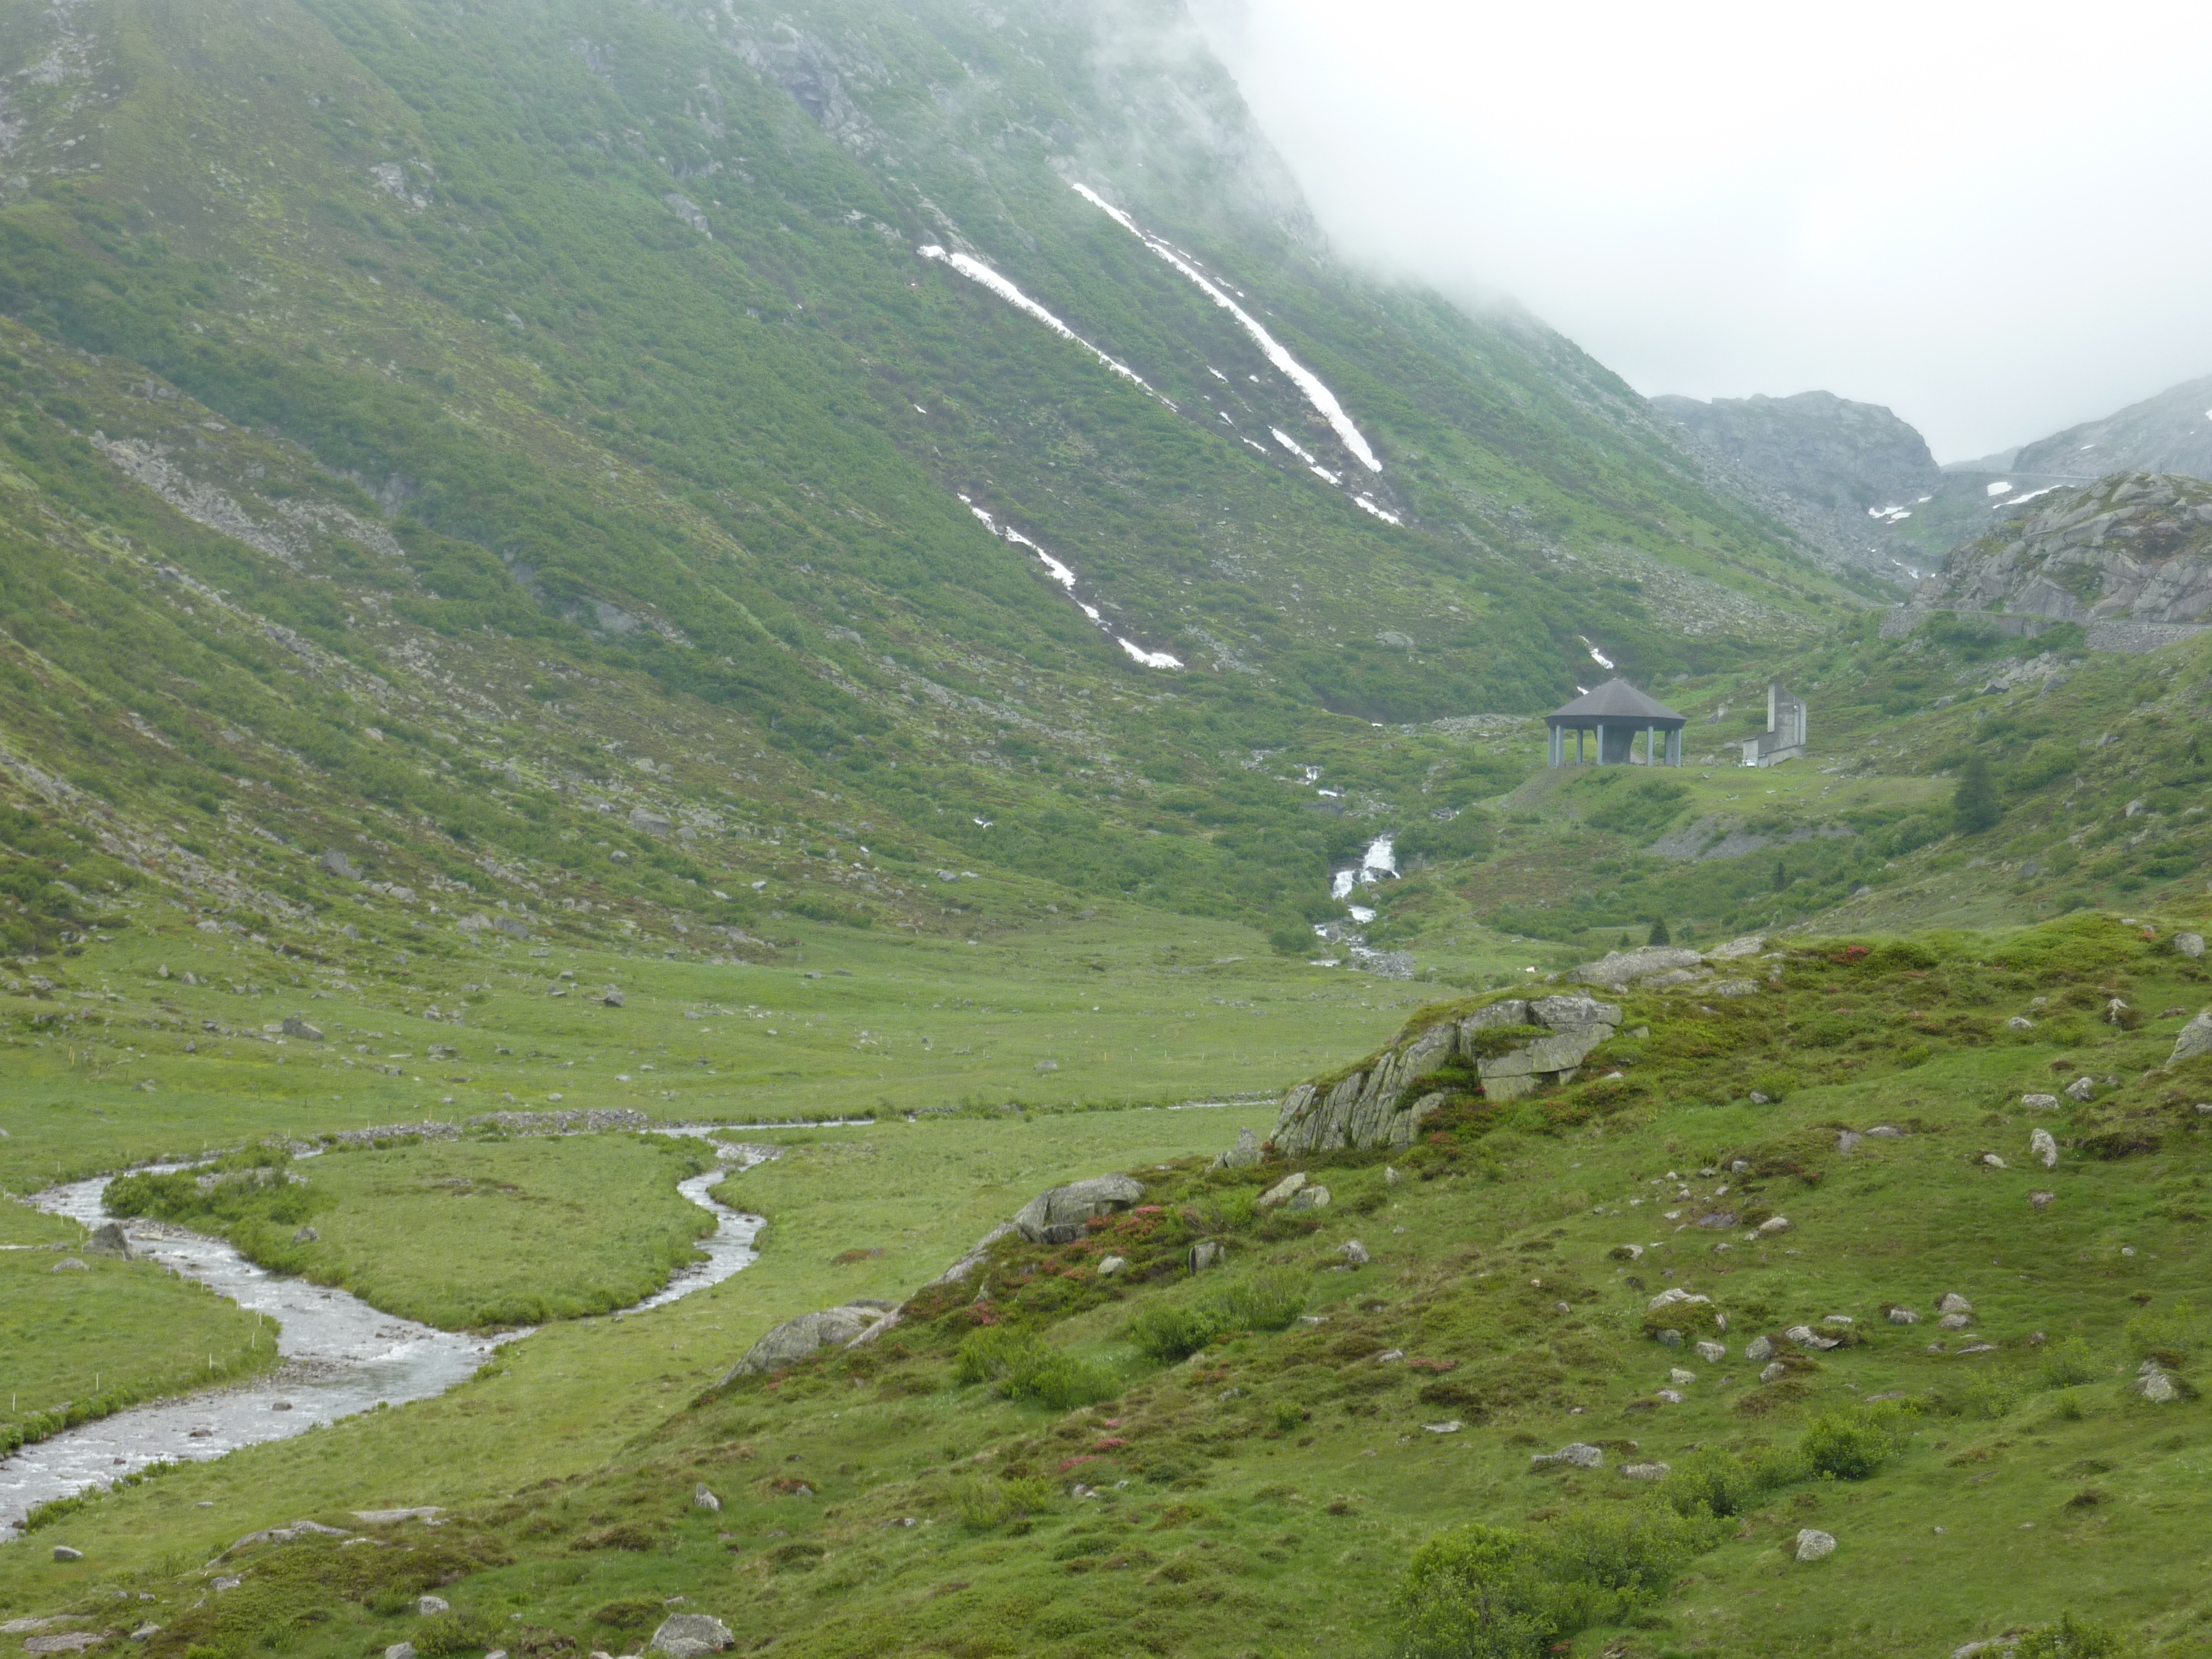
xmin=918 ymin=245 xmax=1168 ymax=407
xmin=959 ymin=496 xmax=1179 ymax=671
xmin=1070 ymin=183 xmax=1382 ymax=473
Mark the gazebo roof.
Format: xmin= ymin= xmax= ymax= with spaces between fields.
xmin=1546 ymin=678 xmax=1686 ymax=725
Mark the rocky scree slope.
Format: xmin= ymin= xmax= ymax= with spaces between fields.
xmin=2013 ymin=370 xmax=2212 ymax=483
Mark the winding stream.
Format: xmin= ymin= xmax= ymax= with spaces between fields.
xmin=1 ymin=1137 xmax=773 ymax=1537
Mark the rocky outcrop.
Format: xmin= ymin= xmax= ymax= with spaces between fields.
xmin=1915 ymin=472 xmax=2212 ymax=625
xmin=2011 ymin=372 xmax=2212 ymax=483
xmin=1012 ymin=1175 xmax=1144 ymax=1244
xmin=720 ymin=1301 xmax=898 ymax=1381
xmin=1272 ymin=994 xmax=1624 ymax=1155
xmin=1569 ymin=935 xmax=1772 ymax=994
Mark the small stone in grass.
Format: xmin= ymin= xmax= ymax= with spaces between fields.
xmin=1794 ymin=1527 xmax=1836 ymax=1562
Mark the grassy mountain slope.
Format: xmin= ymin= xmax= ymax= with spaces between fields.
xmin=8 ymin=911 xmax=2211 ymax=1658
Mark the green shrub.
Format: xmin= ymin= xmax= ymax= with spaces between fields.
xmin=2124 ymin=1300 xmax=2206 ymax=1360
xmin=1211 ymin=1270 xmax=1309 ymax=1333
xmin=1801 ymin=1403 xmax=1908 ymax=1479
xmin=952 ymin=1327 xmax=1119 ymax=1409
xmin=957 ymin=1474 xmax=1056 ymax=1532
xmin=1124 ymin=1270 xmax=1309 ymax=1360
xmin=2015 ymin=1612 xmax=2128 ymax=1658
xmin=1124 ymin=1301 xmax=1216 ymax=1362
xmin=1657 ymin=1446 xmax=1808 ymax=1519
xmin=2039 ymin=1338 xmax=2103 ymax=1389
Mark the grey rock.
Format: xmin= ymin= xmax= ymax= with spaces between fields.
xmin=52 ymin=1545 xmax=83 ymax=1561
xmin=1867 ymin=1125 xmax=1906 ymax=1138
xmin=1208 ymin=1127 xmax=1262 ymax=1170
xmin=1939 ymin=1292 xmax=1974 ymax=1316
xmin=1744 ymin=1335 xmax=1775 ymax=1362
xmin=51 ymin=1257 xmax=88 ymax=1273
xmin=1383 ymin=1165 xmax=1403 ymax=1185
xmin=2136 ymin=1359 xmax=2182 ymax=1403
xmin=1571 ymin=945 xmax=1704 ymax=988
xmin=385 ymin=1646 xmax=417 ymax=1659
xmin=1982 ymin=1153 xmax=2008 ymax=1169
xmin=1714 ymin=979 xmax=1760 ymax=997
xmin=1755 ymin=1216 xmax=1791 ymax=1236
xmin=694 ymin=1483 xmax=721 ymax=1513
xmin=319 ymin=848 xmax=356 ymax=879
xmin=1668 ymin=1367 xmax=1697 ymax=1386
xmin=1337 ymin=1239 xmax=1370 ymax=1265
xmin=2065 ymin=1074 xmax=2097 ymax=1101
xmin=1887 ymin=1307 xmax=1920 ymax=1325
xmin=629 ymin=807 xmax=674 ymax=838
xmin=85 ymin=1222 xmax=130 ymax=1259
xmin=2020 ymin=1093 xmax=2060 ymax=1110
xmin=2178 ymin=932 xmax=2206 ymax=959
xmin=417 ymin=1597 xmax=449 ymax=1617
xmin=2031 ymin=1190 xmax=2056 ymax=1210
xmin=1655 ymin=1328 xmax=1683 ymax=1349
xmin=1694 ymin=1340 xmax=1727 ymax=1363
xmin=1794 ymin=1527 xmax=1837 ymax=1563
xmin=1528 ymin=994 xmax=1624 ymax=1028
xmin=1784 ymin=1325 xmax=1840 ymax=1351
xmin=1939 ymin=1312 xmax=1972 ymax=1330
xmin=128 ymin=1625 xmax=160 ymax=1643
xmin=1458 ymin=998 xmax=1530 ymax=1033
xmin=602 ymin=986 xmax=625 ymax=1008
xmin=720 ymin=1304 xmax=888 ymax=1381
xmin=281 ymin=1014 xmax=324 ymax=1041
xmin=1703 ymin=933 xmax=1769 ymax=960
xmin=651 ymin=1614 xmax=736 ymax=1657
xmin=2031 ymin=1128 xmax=2059 ymax=1169
xmin=1013 ymin=1174 xmax=1144 ymax=1244
xmin=1188 ymin=1241 xmax=1226 ymax=1272
xmin=1257 ymin=1171 xmax=1309 ymax=1208
xmin=1287 ymin=1185 xmax=1331 ymax=1211
xmin=1096 ymin=1255 xmax=1127 ymax=1276
xmin=2170 ymin=1011 xmax=2212 ymax=1065
xmin=1622 ymin=1461 xmax=1672 ymax=1481
xmin=293 ymin=1226 xmax=319 ymax=1244
xmin=1749 ymin=1090 xmax=1772 ymax=1105
xmin=1760 ymin=1361 xmax=1788 ymax=1383
xmin=1837 ymin=1130 xmax=1862 ymax=1156
xmin=1531 ymin=1442 xmax=1604 ymax=1470
xmin=2006 ymin=1015 xmax=2034 ymax=1032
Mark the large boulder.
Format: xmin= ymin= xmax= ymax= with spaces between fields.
xmin=1572 ymin=945 xmax=1704 ymax=988
xmin=720 ymin=1305 xmax=891 ymax=1381
xmin=651 ymin=1614 xmax=736 ymax=1657
xmin=1012 ymin=1175 xmax=1144 ymax=1244
xmin=2170 ymin=1010 xmax=2212 ymax=1065
xmin=1209 ymin=1127 xmax=1262 ymax=1170
xmin=84 ymin=1222 xmax=130 ymax=1259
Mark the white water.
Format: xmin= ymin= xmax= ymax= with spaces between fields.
xmin=1 ymin=1139 xmax=771 ymax=1537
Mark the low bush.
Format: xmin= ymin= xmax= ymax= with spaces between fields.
xmin=1124 ymin=1270 xmax=1309 ymax=1361
xmin=951 ymin=1327 xmax=1119 ymax=1409
xmin=1801 ymin=1403 xmax=1911 ymax=1477
xmin=2123 ymin=1299 xmax=2205 ymax=1361
xmin=2039 ymin=1337 xmax=2104 ymax=1388
xmin=2015 ymin=1612 xmax=2128 ymax=1658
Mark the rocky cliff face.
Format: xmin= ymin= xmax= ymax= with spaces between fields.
xmin=1915 ymin=472 xmax=2212 ymax=624
xmin=2011 ymin=372 xmax=2212 ymax=483
xmin=1651 ymin=390 xmax=1943 ymax=580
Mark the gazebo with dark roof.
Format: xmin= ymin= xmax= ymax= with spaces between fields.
xmin=1546 ymin=679 xmax=1686 ymax=768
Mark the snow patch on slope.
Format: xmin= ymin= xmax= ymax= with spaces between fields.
xmin=919 ymin=245 xmax=1171 ymax=409
xmin=959 ymin=495 xmax=1178 ymax=671
xmin=1070 ymin=183 xmax=1381 ymax=473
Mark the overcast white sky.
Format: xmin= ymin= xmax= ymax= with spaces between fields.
xmin=1194 ymin=0 xmax=2212 ymax=462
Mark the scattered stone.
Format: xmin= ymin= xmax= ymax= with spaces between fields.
xmin=650 ymin=1614 xmax=736 ymax=1658
xmin=1655 ymin=1329 xmax=1683 ymax=1349
xmin=1822 ymin=1314 xmax=1853 ymax=1327
xmin=2168 ymin=1011 xmax=2212 ymax=1065
xmin=1939 ymin=1293 xmax=1974 ymax=1316
xmin=2065 ymin=1074 xmax=2097 ymax=1102
xmin=1257 ymin=1171 xmax=1310 ymax=1208
xmin=2006 ymin=1015 xmax=2034 ymax=1032
xmin=281 ymin=1014 xmax=324 ymax=1041
xmin=51 ymin=1258 xmax=88 ymax=1273
xmin=1785 ymin=1325 xmax=1840 ymax=1350
xmin=1337 ymin=1239 xmax=1370 ymax=1265
xmin=1748 ymin=1091 xmax=1772 ymax=1105
xmin=2021 ymin=1093 xmax=2060 ymax=1111
xmin=1383 ymin=1165 xmax=1403 ymax=1185
xmin=602 ymin=987 xmax=625 ymax=1008
xmin=1621 ymin=1461 xmax=1672 ymax=1481
xmin=2031 ymin=1191 xmax=2055 ymax=1211
xmin=51 ymin=1545 xmax=83 ymax=1561
xmin=1745 ymin=1335 xmax=1775 ymax=1362
xmin=1695 ymin=1340 xmax=1726 ymax=1363
xmin=1715 ymin=979 xmax=1760 ymax=997
xmin=1655 ymin=1388 xmax=1686 ymax=1404
xmin=1794 ymin=1528 xmax=1836 ymax=1563
xmin=1423 ymin=1420 xmax=1462 ymax=1434
xmin=128 ymin=1625 xmax=160 ymax=1643
xmin=1531 ymin=1443 xmax=1604 ymax=1470
xmin=1837 ymin=1130 xmax=1862 ymax=1156
xmin=1188 ymin=1241 xmax=1226 ymax=1272
xmin=693 ymin=1484 xmax=720 ymax=1513
xmin=1887 ymin=1307 xmax=1920 ymax=1325
xmin=2136 ymin=1359 xmax=2183 ymax=1403
xmin=2177 ymin=933 xmax=2206 ymax=960
xmin=1208 ymin=1127 xmax=1262 ymax=1171
xmin=1668 ymin=1367 xmax=1696 ymax=1386
xmin=84 ymin=1222 xmax=130 ymax=1259
xmin=418 ymin=1597 xmax=449 ymax=1617
xmin=1755 ymin=1216 xmax=1791 ymax=1236
xmin=2031 ymin=1128 xmax=2058 ymax=1169
xmin=293 ymin=1226 xmax=319 ymax=1244
xmin=1287 ymin=1185 xmax=1331 ymax=1211
xmin=350 ymin=1507 xmax=443 ymax=1524
xmin=1096 ymin=1256 xmax=1127 ymax=1276
xmin=320 ymin=847 xmax=358 ymax=879
xmin=384 ymin=1645 xmax=417 ymax=1659
xmin=1982 ymin=1154 xmax=2007 ymax=1169
xmin=1013 ymin=1175 xmax=1145 ymax=1244
xmin=1939 ymin=1313 xmax=1972 ymax=1330
xmin=1867 ymin=1125 xmax=1906 ymax=1138
xmin=1956 ymin=1343 xmax=1999 ymax=1355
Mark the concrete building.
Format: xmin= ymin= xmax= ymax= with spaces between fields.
xmin=1736 ymin=683 xmax=1808 ymax=767
xmin=1546 ymin=679 xmax=1686 ymax=768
